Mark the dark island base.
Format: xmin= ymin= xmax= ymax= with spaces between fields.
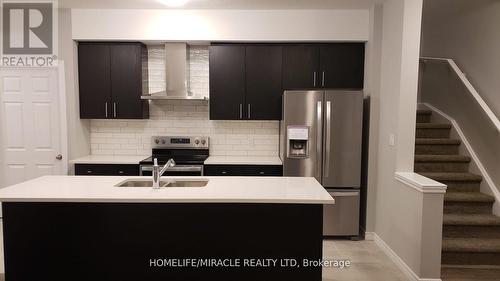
xmin=3 ymin=203 xmax=323 ymax=281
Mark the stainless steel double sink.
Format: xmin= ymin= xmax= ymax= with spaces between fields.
xmin=115 ymin=179 xmax=209 ymax=188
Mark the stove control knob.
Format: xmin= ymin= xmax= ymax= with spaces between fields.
xmin=155 ymin=138 xmax=160 ymax=144
xmin=194 ymin=139 xmax=200 ymax=145
xmin=201 ymin=139 xmax=206 ymax=145
xmin=161 ymin=139 xmax=166 ymax=144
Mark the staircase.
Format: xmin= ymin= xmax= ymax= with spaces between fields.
xmin=415 ymin=109 xmax=500 ymax=281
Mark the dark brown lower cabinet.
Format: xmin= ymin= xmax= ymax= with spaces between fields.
xmin=204 ymin=165 xmax=283 ymax=176
xmin=75 ymin=164 xmax=139 ymax=176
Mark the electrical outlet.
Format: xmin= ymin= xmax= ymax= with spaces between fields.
xmin=389 ymin=134 xmax=396 ymax=146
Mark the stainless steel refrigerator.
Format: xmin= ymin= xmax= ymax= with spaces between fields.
xmin=280 ymin=90 xmax=363 ymax=238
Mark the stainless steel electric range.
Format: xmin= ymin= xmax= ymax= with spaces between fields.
xmin=139 ymin=136 xmax=209 ymax=176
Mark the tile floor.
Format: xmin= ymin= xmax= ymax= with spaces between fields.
xmin=0 ymin=239 xmax=408 ymax=281
xmin=322 ymin=240 xmax=409 ymax=281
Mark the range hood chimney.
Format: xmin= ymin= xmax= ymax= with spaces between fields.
xmin=142 ymin=43 xmax=207 ymax=100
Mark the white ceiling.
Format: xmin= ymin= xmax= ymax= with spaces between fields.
xmin=59 ymin=0 xmax=383 ymax=10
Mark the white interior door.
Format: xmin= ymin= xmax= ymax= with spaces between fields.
xmin=1 ymin=67 xmax=66 ymax=187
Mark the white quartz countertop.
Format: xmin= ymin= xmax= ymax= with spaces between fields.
xmin=204 ymin=156 xmax=282 ymax=165
xmin=69 ymin=155 xmax=148 ymax=165
xmin=0 ymin=176 xmax=334 ymax=204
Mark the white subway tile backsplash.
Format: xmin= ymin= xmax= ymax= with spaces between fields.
xmin=90 ymin=101 xmax=279 ymax=156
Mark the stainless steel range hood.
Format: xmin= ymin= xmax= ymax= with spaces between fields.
xmin=141 ymin=43 xmax=208 ymax=100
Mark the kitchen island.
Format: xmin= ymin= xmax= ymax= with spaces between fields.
xmin=0 ymin=176 xmax=333 ymax=281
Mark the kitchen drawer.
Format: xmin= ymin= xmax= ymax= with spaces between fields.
xmin=75 ymin=164 xmax=140 ymax=176
xmin=204 ymin=165 xmax=283 ymax=177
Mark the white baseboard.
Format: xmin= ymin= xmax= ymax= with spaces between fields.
xmin=373 ymin=233 xmax=442 ymax=281
xmin=364 ymin=232 xmax=375 ymax=241
xmin=422 ymin=103 xmax=500 ymax=216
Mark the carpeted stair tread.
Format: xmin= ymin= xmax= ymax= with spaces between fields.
xmin=445 ymin=192 xmax=495 ymax=203
xmin=443 ymin=277 xmax=500 ymax=280
xmin=417 ymin=109 xmax=433 ymax=115
xmin=416 ymin=123 xmax=452 ymax=129
xmin=415 ymin=155 xmax=471 ymax=163
xmin=444 ymin=214 xmax=500 ymax=226
xmin=441 ymin=266 xmax=500 ymax=280
xmin=415 ymin=138 xmax=461 ymax=145
xmin=443 ymin=238 xmax=500 ymax=253
xmin=419 ymin=172 xmax=483 ymax=182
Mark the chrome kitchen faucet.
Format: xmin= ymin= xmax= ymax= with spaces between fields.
xmin=152 ymin=158 xmax=176 ymax=189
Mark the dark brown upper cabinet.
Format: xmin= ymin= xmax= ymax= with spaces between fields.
xmin=209 ymin=45 xmax=246 ymax=120
xmin=210 ymin=43 xmax=365 ymax=120
xmin=209 ymin=44 xmax=283 ymax=121
xmin=78 ymin=44 xmax=112 ymax=119
xmin=282 ymin=45 xmax=320 ymax=89
xmin=78 ymin=42 xmax=149 ymax=119
xmin=245 ymin=45 xmax=283 ymax=120
xmin=282 ymin=43 xmax=365 ymax=90
xmin=319 ymin=43 xmax=365 ymax=89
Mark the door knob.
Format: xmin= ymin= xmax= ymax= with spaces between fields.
xmin=56 ymin=154 xmax=63 ymax=160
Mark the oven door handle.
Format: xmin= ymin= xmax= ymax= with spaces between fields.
xmin=140 ymin=165 xmax=203 ymax=173
xmin=140 ymin=166 xmax=153 ymax=172
xmin=164 ymin=166 xmax=203 ymax=172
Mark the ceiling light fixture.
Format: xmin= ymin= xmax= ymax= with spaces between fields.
xmin=158 ymin=0 xmax=190 ymax=7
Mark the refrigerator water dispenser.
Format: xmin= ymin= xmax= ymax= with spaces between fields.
xmin=287 ymin=126 xmax=309 ymax=158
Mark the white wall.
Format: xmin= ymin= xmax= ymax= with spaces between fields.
xmin=364 ymin=4 xmax=383 ymax=233
xmin=421 ymin=0 xmax=500 ymax=118
xmin=370 ymin=0 xmax=443 ymax=279
xmin=71 ymin=9 xmax=370 ymax=41
xmin=59 ymin=9 xmax=91 ymax=165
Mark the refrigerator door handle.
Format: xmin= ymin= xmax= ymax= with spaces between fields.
xmin=316 ymin=100 xmax=322 ymax=180
xmin=324 ymin=101 xmax=332 ymax=177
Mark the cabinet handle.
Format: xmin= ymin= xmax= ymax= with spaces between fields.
xmin=87 ymin=170 xmax=92 ymax=174
xmin=118 ymin=171 xmax=124 ymax=174
xmin=259 ymin=171 xmax=265 ymax=175
xmin=322 ymin=71 xmax=325 ymax=87
xmin=248 ymin=104 xmax=251 ymax=119
xmin=221 ymin=171 xmax=227 ymax=175
xmin=113 ymin=102 xmax=117 ymax=118
xmin=239 ymin=104 xmax=243 ymax=119
xmin=105 ymin=102 xmax=108 ymax=118
xmin=313 ymin=71 xmax=317 ymax=87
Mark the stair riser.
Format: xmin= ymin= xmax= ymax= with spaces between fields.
xmin=416 ymin=128 xmax=451 ymax=138
xmin=442 ymin=252 xmax=500 ymax=266
xmin=417 ymin=115 xmax=431 ymax=123
xmin=443 ymin=182 xmax=481 ymax=193
xmin=441 ymin=267 xmax=500 ymax=280
xmin=444 ymin=202 xmax=492 ymax=214
xmin=415 ymin=162 xmax=469 ymax=173
xmin=415 ymin=144 xmax=460 ymax=155
xmin=443 ymin=225 xmax=500 ymax=239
